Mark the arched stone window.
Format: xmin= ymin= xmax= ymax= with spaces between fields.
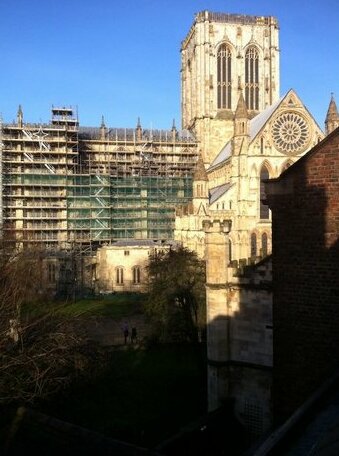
xmin=262 ymin=233 xmax=268 ymax=257
xmin=132 ymin=266 xmax=141 ymax=284
xmin=251 ymin=233 xmax=257 ymax=258
xmin=245 ymin=47 xmax=259 ymax=110
xmin=260 ymin=165 xmax=270 ymax=219
xmin=116 ymin=267 xmax=124 ymax=285
xmin=217 ymin=44 xmax=232 ymax=109
xmin=228 ymin=240 xmax=232 ymax=262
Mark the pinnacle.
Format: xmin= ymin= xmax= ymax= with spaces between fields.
xmin=235 ymin=92 xmax=248 ymax=119
xmin=326 ymin=94 xmax=339 ymax=122
xmin=194 ymin=155 xmax=208 ymax=181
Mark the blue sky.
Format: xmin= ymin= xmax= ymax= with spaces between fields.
xmin=1 ymin=0 xmax=338 ymax=131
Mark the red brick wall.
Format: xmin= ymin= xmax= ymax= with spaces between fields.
xmin=267 ymin=129 xmax=339 ymax=421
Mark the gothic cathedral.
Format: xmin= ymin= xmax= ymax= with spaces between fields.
xmin=175 ymin=11 xmax=327 ymax=263
xmin=175 ymin=10 xmax=339 ymax=437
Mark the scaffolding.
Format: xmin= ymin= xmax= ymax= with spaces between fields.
xmin=2 ymin=106 xmax=78 ymax=249
xmin=0 ymin=115 xmax=3 ymax=232
xmin=1 ymin=107 xmax=198 ymax=251
xmin=74 ymin=123 xmax=196 ymax=242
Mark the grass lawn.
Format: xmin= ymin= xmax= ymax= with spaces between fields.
xmin=18 ymin=293 xmax=207 ymax=449
xmin=41 ymin=344 xmax=206 ymax=448
xmin=23 ymin=292 xmax=147 ymax=319
xmin=57 ymin=293 xmax=147 ymax=318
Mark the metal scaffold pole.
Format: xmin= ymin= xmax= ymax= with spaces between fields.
xmin=0 ymin=115 xmax=3 ymax=233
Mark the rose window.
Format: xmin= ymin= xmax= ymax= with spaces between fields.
xmin=272 ymin=112 xmax=310 ymax=154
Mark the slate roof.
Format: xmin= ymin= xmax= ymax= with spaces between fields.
xmin=208 ymin=95 xmax=285 ymax=171
xmin=209 ymin=183 xmax=234 ymax=204
xmin=252 ymin=370 xmax=339 ymax=455
xmin=79 ymin=127 xmax=196 ymax=142
xmin=208 ymin=142 xmax=232 ymax=170
xmin=110 ymin=239 xmax=178 ymax=247
xmin=249 ymin=97 xmax=283 ymax=140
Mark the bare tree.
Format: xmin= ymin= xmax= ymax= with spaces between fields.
xmin=0 ymin=241 xmax=92 ymax=405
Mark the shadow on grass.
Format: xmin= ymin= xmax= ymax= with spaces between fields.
xmin=38 ymin=344 xmax=206 ymax=448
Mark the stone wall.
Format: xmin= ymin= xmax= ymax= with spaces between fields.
xmin=94 ymin=241 xmax=177 ymax=294
xmin=204 ymin=218 xmax=273 ymax=435
xmin=266 ymin=128 xmax=339 ymax=421
xmin=181 ymin=11 xmax=280 ymax=165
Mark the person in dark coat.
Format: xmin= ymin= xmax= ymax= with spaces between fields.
xmin=122 ymin=322 xmax=129 ymax=344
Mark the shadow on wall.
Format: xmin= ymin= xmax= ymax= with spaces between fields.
xmin=206 ymin=258 xmax=273 ymax=444
xmin=265 ymin=128 xmax=339 ymax=423
xmin=204 ymin=127 xmax=339 ymax=450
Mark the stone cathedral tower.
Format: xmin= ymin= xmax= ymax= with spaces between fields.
xmin=181 ymin=11 xmax=280 ymax=165
xmin=177 ymin=10 xmax=327 ymax=438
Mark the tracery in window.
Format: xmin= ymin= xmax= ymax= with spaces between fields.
xmin=217 ymin=44 xmax=232 ymax=109
xmin=260 ymin=165 xmax=270 ymax=219
xmin=251 ymin=233 xmax=257 ymax=258
xmin=245 ymin=47 xmax=259 ymax=110
xmin=272 ymin=112 xmax=310 ymax=154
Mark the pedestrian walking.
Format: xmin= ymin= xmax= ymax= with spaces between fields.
xmin=122 ymin=321 xmax=129 ymax=344
xmin=131 ymin=327 xmax=137 ymax=344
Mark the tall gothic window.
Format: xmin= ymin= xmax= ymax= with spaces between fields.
xmin=245 ymin=47 xmax=259 ymax=110
xmin=217 ymin=44 xmax=232 ymax=109
xmin=251 ymin=233 xmax=257 ymax=258
xmin=262 ymin=233 xmax=268 ymax=257
xmin=260 ymin=165 xmax=270 ymax=219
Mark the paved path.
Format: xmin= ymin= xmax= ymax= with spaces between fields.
xmin=81 ymin=315 xmax=149 ymax=347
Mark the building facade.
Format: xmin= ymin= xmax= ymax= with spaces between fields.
xmin=204 ymin=219 xmax=273 ymax=437
xmin=0 ymin=109 xmax=197 ymax=250
xmin=0 ymin=10 xmax=338 ymax=434
xmin=175 ymin=89 xmax=324 ymax=263
xmin=176 ymin=9 xmax=337 ymax=439
xmin=94 ymin=240 xmax=176 ymax=294
xmin=181 ymin=11 xmax=280 ymax=165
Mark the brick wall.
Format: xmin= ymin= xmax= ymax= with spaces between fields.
xmin=266 ymin=128 xmax=339 ymax=421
